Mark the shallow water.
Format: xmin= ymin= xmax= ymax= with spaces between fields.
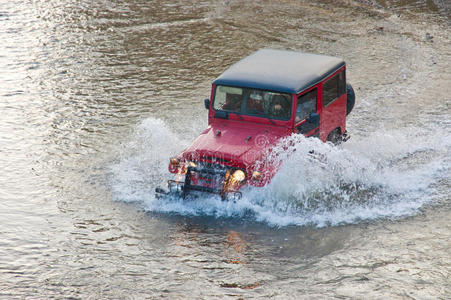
xmin=0 ymin=0 xmax=450 ymax=298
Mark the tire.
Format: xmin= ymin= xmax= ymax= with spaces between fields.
xmin=346 ymin=84 xmax=355 ymax=115
xmin=327 ymin=128 xmax=342 ymax=145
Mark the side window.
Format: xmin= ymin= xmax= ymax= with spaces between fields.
xmin=338 ymin=71 xmax=346 ymax=96
xmin=296 ymin=88 xmax=317 ymax=123
xmin=323 ymin=71 xmax=346 ymax=107
xmin=323 ymin=75 xmax=338 ymax=107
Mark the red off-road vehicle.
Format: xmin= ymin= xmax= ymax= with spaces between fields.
xmin=156 ymin=49 xmax=355 ymax=200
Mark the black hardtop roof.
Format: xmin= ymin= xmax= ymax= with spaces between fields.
xmin=213 ymin=49 xmax=345 ymax=94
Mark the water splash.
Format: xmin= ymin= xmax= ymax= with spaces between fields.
xmin=109 ymin=118 xmax=450 ymax=227
xmin=109 ymin=118 xmax=190 ymax=203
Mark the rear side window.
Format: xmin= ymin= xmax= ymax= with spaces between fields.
xmin=338 ymin=71 xmax=346 ymax=96
xmin=323 ymin=71 xmax=346 ymax=107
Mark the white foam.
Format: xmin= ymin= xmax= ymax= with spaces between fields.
xmin=109 ymin=117 xmax=450 ymax=227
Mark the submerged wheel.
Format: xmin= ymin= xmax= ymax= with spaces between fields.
xmin=346 ymin=83 xmax=355 ymax=115
xmin=327 ymin=128 xmax=342 ymax=145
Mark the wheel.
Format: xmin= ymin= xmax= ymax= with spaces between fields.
xmin=327 ymin=129 xmax=342 ymax=145
xmin=346 ymin=84 xmax=355 ymax=115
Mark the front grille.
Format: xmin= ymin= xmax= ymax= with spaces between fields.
xmin=186 ymin=163 xmax=228 ymax=190
xmin=199 ymin=155 xmax=231 ymax=165
xmin=182 ymin=161 xmax=245 ymax=200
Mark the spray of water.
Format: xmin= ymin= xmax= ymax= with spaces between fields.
xmin=109 ymin=118 xmax=450 ymax=227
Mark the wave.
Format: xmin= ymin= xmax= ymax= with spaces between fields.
xmin=109 ymin=117 xmax=450 ymax=227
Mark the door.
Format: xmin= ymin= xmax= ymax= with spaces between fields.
xmin=295 ymin=88 xmax=319 ymax=137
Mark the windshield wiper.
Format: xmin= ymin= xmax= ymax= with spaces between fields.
xmin=230 ymin=111 xmax=277 ymax=124
xmin=230 ymin=111 xmax=244 ymax=120
xmin=267 ymin=116 xmax=276 ymax=125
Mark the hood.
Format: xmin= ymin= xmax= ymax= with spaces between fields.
xmin=182 ymin=120 xmax=290 ymax=168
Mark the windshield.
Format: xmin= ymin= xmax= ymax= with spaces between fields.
xmin=213 ymin=85 xmax=292 ymax=120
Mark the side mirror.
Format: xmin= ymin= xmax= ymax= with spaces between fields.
xmin=204 ymin=98 xmax=210 ymax=110
xmin=214 ymin=110 xmax=229 ymax=119
xmin=307 ymin=112 xmax=319 ymax=124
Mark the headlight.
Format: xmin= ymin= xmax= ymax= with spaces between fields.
xmin=231 ymin=170 xmax=246 ymax=182
xmin=170 ymin=157 xmax=180 ymax=167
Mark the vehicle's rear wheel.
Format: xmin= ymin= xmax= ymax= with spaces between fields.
xmin=346 ymin=84 xmax=355 ymax=115
xmin=327 ymin=128 xmax=342 ymax=145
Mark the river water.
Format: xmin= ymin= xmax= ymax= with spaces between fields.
xmin=0 ymin=0 xmax=450 ymax=299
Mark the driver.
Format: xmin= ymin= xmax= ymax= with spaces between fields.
xmin=270 ymin=94 xmax=289 ymax=118
xmin=222 ymin=94 xmax=241 ymax=112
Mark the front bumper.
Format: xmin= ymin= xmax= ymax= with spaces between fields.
xmin=156 ymin=165 xmax=243 ymax=201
